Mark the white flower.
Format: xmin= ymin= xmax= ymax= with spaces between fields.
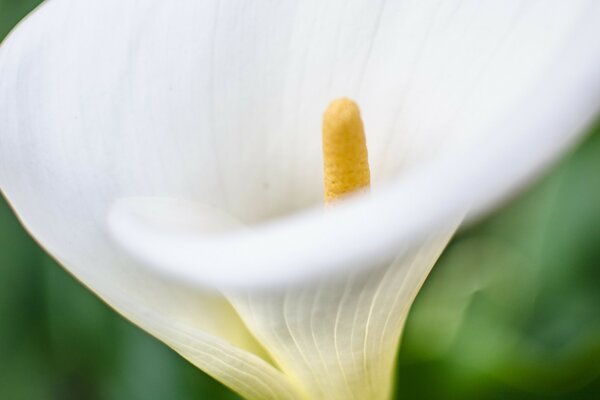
xmin=2 ymin=1 xmax=600 ymax=399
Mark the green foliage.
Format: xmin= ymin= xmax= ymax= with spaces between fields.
xmin=399 ymin=127 xmax=600 ymax=399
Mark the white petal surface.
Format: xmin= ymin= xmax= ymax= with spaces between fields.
xmin=2 ymin=0 xmax=600 ymax=399
xmin=0 ymin=2 xmax=303 ymax=397
xmin=111 ymin=196 xmax=459 ymax=398
xmin=229 ymin=228 xmax=456 ymax=399
xmin=110 ymin=0 xmax=600 ymax=287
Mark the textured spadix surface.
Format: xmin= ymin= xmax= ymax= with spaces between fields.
xmin=2 ymin=1 xmax=600 ymax=399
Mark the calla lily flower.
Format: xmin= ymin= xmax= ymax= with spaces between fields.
xmin=2 ymin=1 xmax=600 ymax=399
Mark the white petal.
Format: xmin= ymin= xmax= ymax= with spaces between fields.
xmin=0 ymin=2 xmax=302 ymax=397
xmin=111 ymin=196 xmax=459 ymax=398
xmin=229 ymin=227 xmax=457 ymax=399
xmin=3 ymin=0 xmax=600 ymax=288
xmin=107 ymin=1 xmax=600 ymax=287
xmin=3 ymin=0 xmax=600 ymax=397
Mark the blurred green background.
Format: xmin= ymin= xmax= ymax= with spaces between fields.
xmin=1 ymin=1 xmax=600 ymax=399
